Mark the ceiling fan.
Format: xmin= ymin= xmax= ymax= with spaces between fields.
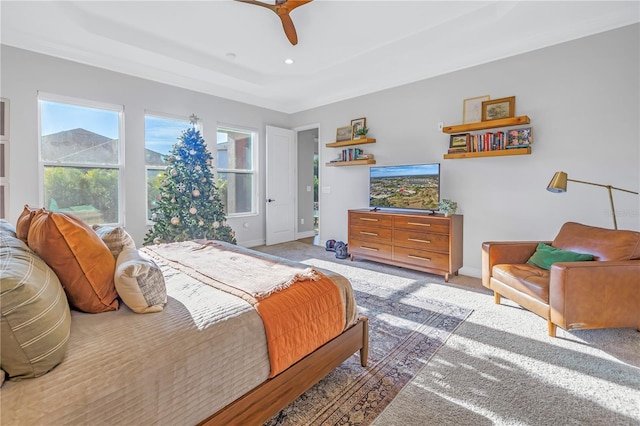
xmin=235 ymin=0 xmax=313 ymax=46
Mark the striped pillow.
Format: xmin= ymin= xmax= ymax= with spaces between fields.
xmin=0 ymin=221 xmax=71 ymax=380
xmin=92 ymin=224 xmax=136 ymax=259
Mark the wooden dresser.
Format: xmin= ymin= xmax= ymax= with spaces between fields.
xmin=348 ymin=209 xmax=463 ymax=281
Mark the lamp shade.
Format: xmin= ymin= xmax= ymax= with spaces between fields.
xmin=547 ymin=171 xmax=568 ymax=193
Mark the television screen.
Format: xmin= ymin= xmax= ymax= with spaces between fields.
xmin=369 ymin=163 xmax=440 ymax=211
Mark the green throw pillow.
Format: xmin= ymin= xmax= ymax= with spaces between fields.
xmin=527 ymin=242 xmax=594 ymax=270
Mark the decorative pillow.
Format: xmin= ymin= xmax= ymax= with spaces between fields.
xmin=92 ymin=224 xmax=136 ymax=260
xmin=27 ymin=210 xmax=118 ymax=313
xmin=527 ymin=242 xmax=594 ymax=270
xmin=115 ymin=248 xmax=167 ymax=313
xmin=15 ymin=205 xmax=44 ymax=243
xmin=1 ymin=225 xmax=72 ymax=380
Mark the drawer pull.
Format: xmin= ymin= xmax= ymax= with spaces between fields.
xmin=408 ymin=238 xmax=430 ymax=243
xmin=361 ymin=246 xmax=379 ymax=252
xmin=360 ymin=231 xmax=378 ymax=236
xmin=360 ymin=218 xmax=378 ymax=222
xmin=408 ymin=254 xmax=431 ymax=261
xmin=407 ymin=222 xmax=431 ymax=227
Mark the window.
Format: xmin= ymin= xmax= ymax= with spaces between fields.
xmin=216 ymin=126 xmax=256 ymax=215
xmin=144 ymin=113 xmax=192 ymax=221
xmin=39 ymin=93 xmax=123 ymax=225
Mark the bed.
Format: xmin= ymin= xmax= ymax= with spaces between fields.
xmin=0 ymin=215 xmax=368 ymax=426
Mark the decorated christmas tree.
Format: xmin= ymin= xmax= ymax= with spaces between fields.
xmin=144 ymin=120 xmax=236 ymax=245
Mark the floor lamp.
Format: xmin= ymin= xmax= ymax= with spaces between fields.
xmin=546 ymin=171 xmax=639 ymax=230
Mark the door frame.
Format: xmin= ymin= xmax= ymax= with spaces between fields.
xmin=293 ymin=123 xmax=321 ymax=241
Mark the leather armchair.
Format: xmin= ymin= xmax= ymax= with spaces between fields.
xmin=482 ymin=222 xmax=640 ymax=337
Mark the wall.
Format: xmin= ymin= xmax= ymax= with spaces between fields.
xmin=0 ymin=45 xmax=291 ymax=247
xmin=292 ymin=24 xmax=640 ymax=277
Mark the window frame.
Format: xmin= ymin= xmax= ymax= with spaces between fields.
xmin=37 ymin=92 xmax=125 ymax=226
xmin=216 ymin=124 xmax=259 ymax=218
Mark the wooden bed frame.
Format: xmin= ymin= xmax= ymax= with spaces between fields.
xmin=199 ymin=316 xmax=369 ymax=426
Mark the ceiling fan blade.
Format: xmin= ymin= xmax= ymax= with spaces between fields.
xmin=281 ymin=0 xmax=313 ymax=12
xmin=235 ymin=0 xmax=276 ymax=12
xmin=278 ymin=13 xmax=298 ymax=45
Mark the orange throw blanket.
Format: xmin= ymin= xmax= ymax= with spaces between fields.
xmin=143 ymin=241 xmax=345 ymax=377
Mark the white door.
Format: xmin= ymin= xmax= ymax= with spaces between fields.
xmin=265 ymin=125 xmax=296 ymax=245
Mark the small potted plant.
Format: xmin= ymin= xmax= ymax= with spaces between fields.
xmin=354 ymin=127 xmax=369 ymax=139
xmin=438 ymin=199 xmax=458 ymax=217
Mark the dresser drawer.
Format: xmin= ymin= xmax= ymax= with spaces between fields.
xmin=349 ymin=238 xmax=392 ymax=260
xmin=393 ymin=215 xmax=450 ymax=234
xmin=350 ymin=225 xmax=392 ymax=243
xmin=392 ymin=246 xmax=449 ymax=270
xmin=393 ymin=229 xmax=449 ymax=253
xmin=349 ymin=211 xmax=393 ymax=228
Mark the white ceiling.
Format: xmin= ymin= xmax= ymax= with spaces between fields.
xmin=2 ymin=1 xmax=639 ymax=113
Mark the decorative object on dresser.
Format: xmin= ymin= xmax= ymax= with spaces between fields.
xmin=348 ymin=209 xmax=463 ymax=281
xmin=546 ymin=171 xmax=639 ymax=230
xmin=438 ymin=199 xmax=458 ymax=217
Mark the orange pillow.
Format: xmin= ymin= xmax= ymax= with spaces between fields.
xmin=15 ymin=205 xmax=43 ymax=243
xmin=27 ymin=211 xmax=118 ymax=313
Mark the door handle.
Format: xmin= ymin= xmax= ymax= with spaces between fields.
xmin=267 ymin=198 xmax=276 ymax=203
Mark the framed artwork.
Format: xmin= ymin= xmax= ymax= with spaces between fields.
xmin=449 ymin=133 xmax=469 ymax=150
xmin=507 ymin=127 xmax=533 ymax=148
xmin=350 ymin=117 xmax=366 ymax=139
xmin=482 ymin=96 xmax=515 ymax=121
xmin=336 ymin=125 xmax=353 ymax=142
xmin=463 ymin=95 xmax=489 ymax=123
xmin=0 ymin=98 xmax=8 ymax=141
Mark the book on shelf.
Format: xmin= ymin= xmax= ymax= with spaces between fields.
xmin=331 ymin=148 xmax=373 ymax=162
xmin=465 ymin=127 xmax=532 ymax=153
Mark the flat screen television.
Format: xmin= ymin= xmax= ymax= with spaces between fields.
xmin=369 ymin=163 xmax=440 ymax=212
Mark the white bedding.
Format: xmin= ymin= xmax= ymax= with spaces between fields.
xmin=1 ymin=259 xmax=271 ymax=425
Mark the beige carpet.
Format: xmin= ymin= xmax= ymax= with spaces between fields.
xmin=255 ymin=240 xmax=640 ymax=426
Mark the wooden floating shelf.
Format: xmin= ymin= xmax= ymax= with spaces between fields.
xmin=443 ymin=147 xmax=531 ymax=159
xmin=326 ymin=159 xmax=376 ymax=167
xmin=325 ymin=138 xmax=376 ymax=148
xmin=442 ymin=116 xmax=530 ymax=134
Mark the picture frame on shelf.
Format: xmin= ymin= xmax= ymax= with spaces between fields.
xmin=350 ymin=117 xmax=366 ymax=139
xmin=0 ymin=98 xmax=8 ymax=141
xmin=449 ymin=133 xmax=469 ymax=151
xmin=482 ymin=96 xmax=515 ymax=121
xmin=463 ymin=95 xmax=489 ymax=123
xmin=336 ymin=125 xmax=353 ymax=142
xmin=506 ymin=127 xmax=533 ymax=148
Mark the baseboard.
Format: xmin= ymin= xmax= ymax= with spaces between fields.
xmin=296 ymin=230 xmax=316 ymax=239
xmin=239 ymin=239 xmax=266 ymax=248
xmin=459 ymin=266 xmax=481 ymax=279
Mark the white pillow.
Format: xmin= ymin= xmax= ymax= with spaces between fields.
xmin=115 ymin=248 xmax=167 ymax=313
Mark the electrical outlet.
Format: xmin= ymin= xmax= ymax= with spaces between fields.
xmin=301 ymin=218 xmax=305 ymax=225
xmin=437 ymin=121 xmax=444 ymax=131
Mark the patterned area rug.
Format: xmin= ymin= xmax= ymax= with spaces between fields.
xmin=264 ymin=277 xmax=472 ymax=426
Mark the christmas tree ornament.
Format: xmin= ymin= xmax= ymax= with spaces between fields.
xmin=171 ymin=198 xmax=176 ymax=203
xmin=201 ymin=177 xmax=207 ymax=183
xmin=190 ymin=149 xmax=196 ymax=155
xmin=213 ymin=221 xmax=220 ymax=228
xmin=192 ymin=189 xmax=201 ymax=197
xmin=171 ymin=169 xmax=178 ymax=176
xmin=189 ymin=207 xmax=197 ymax=215
xmin=195 ymin=165 xmax=201 ymax=171
xmin=177 ymin=183 xmax=186 ymax=192
xmin=171 ymin=217 xmax=180 ymax=225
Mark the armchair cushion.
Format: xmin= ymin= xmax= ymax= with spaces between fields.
xmin=526 ymin=242 xmax=594 ymax=270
